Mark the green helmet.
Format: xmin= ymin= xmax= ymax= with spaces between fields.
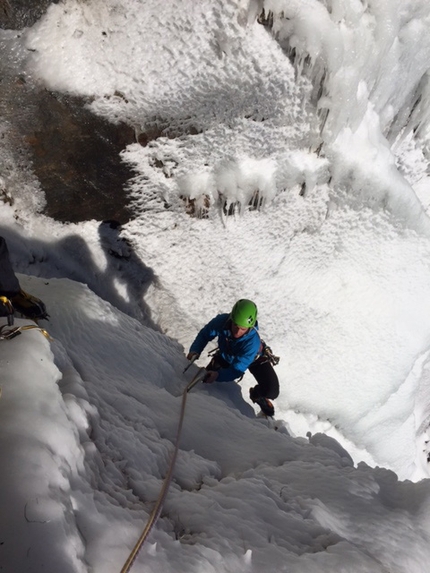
xmin=231 ymin=299 xmax=258 ymax=328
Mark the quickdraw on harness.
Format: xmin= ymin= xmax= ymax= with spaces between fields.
xmin=0 ymin=323 xmax=52 ymax=341
xmin=0 ymin=296 xmax=52 ymax=341
xmin=260 ymin=341 xmax=280 ymax=366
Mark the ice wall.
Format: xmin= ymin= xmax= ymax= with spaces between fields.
xmin=261 ymin=0 xmax=430 ymax=231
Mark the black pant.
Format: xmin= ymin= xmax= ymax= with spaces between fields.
xmin=207 ymin=354 xmax=279 ymax=400
xmin=0 ymin=237 xmax=20 ymax=296
xmin=249 ymin=357 xmax=279 ymax=400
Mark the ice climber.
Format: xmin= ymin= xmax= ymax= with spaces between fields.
xmin=0 ymin=236 xmax=48 ymax=321
xmin=187 ymin=299 xmax=280 ymax=417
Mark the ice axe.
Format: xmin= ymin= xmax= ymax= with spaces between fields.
xmin=183 ymin=353 xmax=198 ymax=374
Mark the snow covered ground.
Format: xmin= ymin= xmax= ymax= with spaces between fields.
xmin=2 ymin=0 xmax=430 ymax=571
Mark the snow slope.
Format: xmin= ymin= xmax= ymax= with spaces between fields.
xmin=3 ymin=270 xmax=430 ymax=573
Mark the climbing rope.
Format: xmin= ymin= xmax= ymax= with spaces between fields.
xmin=120 ymin=366 xmax=206 ymax=573
xmin=0 ymin=323 xmax=52 ymax=341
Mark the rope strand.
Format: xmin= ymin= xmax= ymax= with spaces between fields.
xmin=120 ymin=367 xmax=206 ymax=573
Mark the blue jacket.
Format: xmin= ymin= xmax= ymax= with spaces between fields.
xmin=189 ymin=313 xmax=262 ymax=382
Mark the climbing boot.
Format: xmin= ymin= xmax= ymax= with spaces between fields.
xmin=10 ymin=289 xmax=48 ymax=321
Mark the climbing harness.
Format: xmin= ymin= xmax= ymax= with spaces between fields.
xmin=208 ymin=339 xmax=280 ymax=369
xmin=120 ymin=366 xmax=206 ymax=573
xmin=183 ymin=353 xmax=198 ymax=374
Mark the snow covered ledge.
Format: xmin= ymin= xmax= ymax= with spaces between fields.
xmin=0 ymin=318 xmax=86 ymax=571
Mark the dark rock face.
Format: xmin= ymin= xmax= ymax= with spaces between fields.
xmin=25 ymin=91 xmax=136 ymax=223
xmin=1 ymin=67 xmax=136 ymax=224
xmin=1 ymin=2 xmax=137 ymax=224
xmin=0 ymin=0 xmax=58 ymax=31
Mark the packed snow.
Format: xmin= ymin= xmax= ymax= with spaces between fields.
xmin=2 ymin=0 xmax=430 ymax=571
